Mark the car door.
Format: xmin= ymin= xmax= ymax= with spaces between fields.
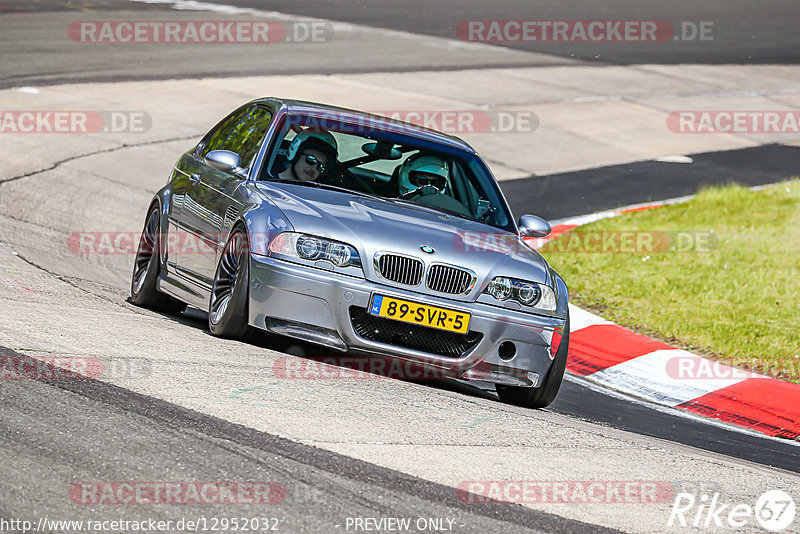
xmin=175 ymin=105 xmax=273 ymax=288
xmin=164 ymin=156 xmax=193 ymax=275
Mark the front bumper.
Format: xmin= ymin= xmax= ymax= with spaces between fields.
xmin=249 ymin=255 xmax=567 ymax=386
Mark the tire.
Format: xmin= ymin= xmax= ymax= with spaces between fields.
xmin=496 ymin=312 xmax=570 ymax=409
xmin=208 ymin=227 xmax=250 ymax=338
xmin=130 ymin=205 xmax=187 ymax=315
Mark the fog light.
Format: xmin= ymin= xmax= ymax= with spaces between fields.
xmin=498 ymin=341 xmax=516 ymax=361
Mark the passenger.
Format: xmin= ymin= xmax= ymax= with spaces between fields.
xmin=278 ymin=130 xmax=338 ymax=182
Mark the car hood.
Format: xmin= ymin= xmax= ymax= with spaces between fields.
xmin=257 ymin=182 xmax=551 ymax=298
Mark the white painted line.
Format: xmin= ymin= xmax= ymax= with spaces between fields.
xmin=548 ymin=196 xmax=692 ymax=227
xmin=563 ymin=373 xmax=800 ymax=447
xmin=586 ymin=349 xmax=750 ymax=407
xmin=654 ymin=155 xmax=693 ymax=163
xmin=568 ymin=303 xmax=612 ymax=332
xmin=548 ymin=181 xmax=787 ymax=228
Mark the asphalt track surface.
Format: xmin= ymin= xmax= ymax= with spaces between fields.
xmin=2 ymin=0 xmax=800 ymax=89
xmin=0 ymin=347 xmax=610 ymax=534
xmin=7 ymin=0 xmax=800 ymax=64
xmin=503 ymin=144 xmax=800 ymax=220
xmin=2 ymin=1 xmax=800 ymax=532
xmin=198 ymin=0 xmax=800 ymax=64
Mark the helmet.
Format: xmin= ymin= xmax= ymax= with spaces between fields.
xmin=286 ymin=130 xmax=338 ymax=162
xmin=398 ymin=154 xmax=449 ymax=195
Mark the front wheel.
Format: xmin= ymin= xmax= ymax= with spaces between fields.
xmin=496 ymin=312 xmax=570 ymax=409
xmin=208 ymin=228 xmax=250 ymax=338
xmin=130 ymin=205 xmax=186 ymax=315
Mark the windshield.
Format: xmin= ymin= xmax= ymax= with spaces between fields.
xmin=259 ymin=112 xmax=514 ymax=231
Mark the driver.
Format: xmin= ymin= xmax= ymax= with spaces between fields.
xmin=397 ymin=154 xmax=450 ymax=196
xmin=278 ymin=130 xmax=338 ymax=182
xmin=395 ymin=153 xmax=473 ymax=217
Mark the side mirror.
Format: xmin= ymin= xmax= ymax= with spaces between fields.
xmin=518 ymin=214 xmax=551 ymax=238
xmin=205 ymin=150 xmax=245 ymax=176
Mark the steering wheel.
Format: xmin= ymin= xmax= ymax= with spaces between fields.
xmin=399 ymin=184 xmax=442 ymax=200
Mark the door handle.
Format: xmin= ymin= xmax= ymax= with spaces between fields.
xmin=190 ymin=173 xmax=201 ymax=185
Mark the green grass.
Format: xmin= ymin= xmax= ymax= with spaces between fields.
xmin=542 ymin=180 xmax=800 ymax=383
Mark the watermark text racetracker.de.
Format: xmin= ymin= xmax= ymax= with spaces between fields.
xmin=668 ymin=110 xmax=800 ymax=133
xmin=69 ymin=481 xmax=286 ymax=505
xmin=665 ymin=353 xmax=800 ymax=382
xmin=0 ymin=355 xmax=152 ymax=381
xmin=68 ymin=20 xmax=333 ymax=44
xmin=272 ymin=356 xmax=517 ymax=382
xmin=370 ymin=110 xmax=538 ymax=134
xmin=457 ymin=480 xmax=675 ymax=504
xmin=0 ymin=111 xmax=150 ymax=133
xmin=286 ymin=110 xmax=538 ymax=135
xmin=1 ymin=356 xmax=103 ymax=380
xmin=69 ymin=231 xmax=224 ymax=255
xmin=68 ymin=230 xmax=717 ymax=256
xmin=457 ymin=20 xmax=713 ymax=42
xmin=455 ymin=230 xmax=718 ymax=254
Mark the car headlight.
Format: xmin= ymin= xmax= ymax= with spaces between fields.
xmin=268 ymin=232 xmax=361 ymax=268
xmin=486 ymin=277 xmax=512 ymax=301
xmin=484 ymin=276 xmax=556 ymax=311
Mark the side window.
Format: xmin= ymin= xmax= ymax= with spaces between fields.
xmin=199 ymin=106 xmax=273 ymax=168
xmin=199 ymin=108 xmax=248 ymax=157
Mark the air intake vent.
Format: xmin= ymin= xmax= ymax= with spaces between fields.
xmin=426 ymin=264 xmax=475 ymax=294
xmin=350 ymin=307 xmax=482 ymax=358
xmin=375 ymin=253 xmax=424 ymax=286
xmin=224 ymin=205 xmax=239 ymax=226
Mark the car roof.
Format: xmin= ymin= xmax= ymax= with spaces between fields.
xmin=249 ymin=97 xmax=478 ymax=154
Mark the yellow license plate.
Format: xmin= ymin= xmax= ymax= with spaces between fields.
xmin=369 ymin=294 xmax=471 ymax=334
